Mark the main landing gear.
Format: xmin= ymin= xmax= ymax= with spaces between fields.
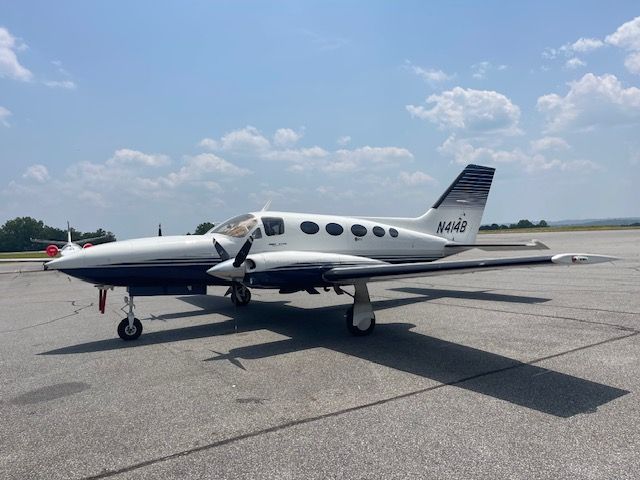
xmin=344 ymin=282 xmax=376 ymax=336
xmin=117 ymin=295 xmax=142 ymax=341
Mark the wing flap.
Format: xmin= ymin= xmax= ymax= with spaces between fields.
xmin=444 ymin=240 xmax=549 ymax=252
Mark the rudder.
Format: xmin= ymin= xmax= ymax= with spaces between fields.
xmin=418 ymin=164 xmax=495 ymax=243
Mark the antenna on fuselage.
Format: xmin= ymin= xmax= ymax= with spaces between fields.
xmin=261 ymin=199 xmax=272 ymax=211
xmin=67 ymin=221 xmax=72 ymax=244
xmin=158 ymin=223 xmax=162 ymax=236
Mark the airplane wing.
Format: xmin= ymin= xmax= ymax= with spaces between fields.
xmin=77 ymin=235 xmax=108 ymax=244
xmin=322 ymin=253 xmax=617 ymax=284
xmin=30 ymin=238 xmax=67 ymax=246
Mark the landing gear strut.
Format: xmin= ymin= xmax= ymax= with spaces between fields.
xmin=230 ymin=282 xmax=252 ymax=306
xmin=345 ymin=282 xmax=376 ymax=336
xmin=117 ymin=295 xmax=142 ymax=341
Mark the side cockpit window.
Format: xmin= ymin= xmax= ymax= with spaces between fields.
xmin=262 ymin=217 xmax=285 ymax=236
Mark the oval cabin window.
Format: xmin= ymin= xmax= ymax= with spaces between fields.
xmin=389 ymin=228 xmax=399 ymax=238
xmin=351 ymin=224 xmax=367 ymax=237
xmin=325 ymin=223 xmax=344 ymax=236
xmin=300 ymin=221 xmax=320 ymax=234
xmin=373 ymin=226 xmax=385 ymax=237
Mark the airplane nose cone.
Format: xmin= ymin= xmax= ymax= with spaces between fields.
xmin=45 ymin=251 xmax=85 ymax=270
xmin=45 ymin=256 xmax=67 ymax=270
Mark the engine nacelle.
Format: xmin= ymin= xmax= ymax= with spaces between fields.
xmin=46 ymin=244 xmax=59 ymax=257
xmin=83 ymin=243 xmax=93 ymax=249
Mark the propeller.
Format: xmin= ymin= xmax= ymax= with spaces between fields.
xmin=233 ymin=236 xmax=254 ymax=268
xmin=213 ymin=238 xmax=230 ymax=261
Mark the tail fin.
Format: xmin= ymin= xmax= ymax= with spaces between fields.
xmin=418 ymin=164 xmax=495 ymax=243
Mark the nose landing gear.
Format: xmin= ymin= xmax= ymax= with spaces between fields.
xmin=117 ymin=296 xmax=142 ymax=341
xmin=230 ymin=282 xmax=252 ymax=306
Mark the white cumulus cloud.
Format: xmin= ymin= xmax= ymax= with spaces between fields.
xmin=22 ymin=164 xmax=50 ymax=183
xmin=625 ymin=52 xmax=640 ymax=75
xmin=537 ymin=73 xmax=640 ymax=131
xmin=606 ymin=16 xmax=640 ymax=51
xmin=438 ymin=136 xmax=598 ymax=174
xmin=213 ymin=126 xmax=271 ymax=152
xmin=530 ymin=136 xmax=570 ymax=152
xmin=43 ymin=79 xmax=77 ymax=90
xmin=323 ymin=146 xmax=413 ymax=173
xmin=407 ymin=87 xmax=521 ymax=135
xmin=273 ymin=128 xmax=303 ymax=147
xmin=198 ymin=138 xmax=218 ymax=150
xmin=0 ymin=27 xmax=32 ymax=81
xmin=565 ymin=57 xmax=586 ymax=69
xmin=438 ymin=136 xmax=526 ymax=165
xmin=406 ymin=61 xmax=453 ymax=85
xmin=470 ymin=61 xmax=507 ymax=80
xmin=106 ymin=148 xmax=171 ymax=167
xmin=0 ymin=105 xmax=11 ymax=127
xmin=569 ymin=37 xmax=605 ymax=53
xmin=398 ymin=171 xmax=435 ymax=186
xmin=263 ymin=146 xmax=329 ymax=164
xmin=606 ymin=16 xmax=640 ymax=75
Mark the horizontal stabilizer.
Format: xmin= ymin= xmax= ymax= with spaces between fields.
xmin=445 ymin=240 xmax=549 ymax=251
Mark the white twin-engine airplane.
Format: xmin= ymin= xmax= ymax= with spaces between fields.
xmin=31 ymin=221 xmax=107 ymax=257
xmin=45 ymin=164 xmax=616 ymax=341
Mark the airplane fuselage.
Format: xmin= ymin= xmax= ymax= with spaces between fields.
xmin=47 ymin=211 xmax=450 ymax=289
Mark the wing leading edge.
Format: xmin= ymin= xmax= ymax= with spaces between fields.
xmin=322 ymin=253 xmax=618 ymax=284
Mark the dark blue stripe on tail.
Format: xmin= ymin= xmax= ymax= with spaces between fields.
xmin=432 ymin=164 xmax=495 ymax=209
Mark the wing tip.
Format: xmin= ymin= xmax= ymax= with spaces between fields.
xmin=551 ymin=253 xmax=619 ymax=265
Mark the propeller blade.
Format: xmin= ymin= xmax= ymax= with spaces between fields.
xmin=233 ymin=236 xmax=254 ymax=268
xmin=213 ymin=239 xmax=230 ymax=261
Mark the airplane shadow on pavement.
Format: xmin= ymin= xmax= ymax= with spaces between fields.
xmin=40 ymin=288 xmax=630 ymax=418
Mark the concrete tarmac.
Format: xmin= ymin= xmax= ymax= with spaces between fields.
xmin=1 ymin=230 xmax=638 ymax=479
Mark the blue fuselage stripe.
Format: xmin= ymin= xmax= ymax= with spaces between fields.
xmin=57 ymin=256 xmax=439 ymax=288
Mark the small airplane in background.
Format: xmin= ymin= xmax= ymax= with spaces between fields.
xmin=31 ymin=221 xmax=108 ymax=257
xmin=45 ymin=164 xmax=617 ymax=341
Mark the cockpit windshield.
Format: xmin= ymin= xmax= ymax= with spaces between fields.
xmin=210 ymin=214 xmax=257 ymax=238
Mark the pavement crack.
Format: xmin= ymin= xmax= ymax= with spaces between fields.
xmin=79 ymin=330 xmax=638 ymax=480
xmin=0 ymin=301 xmax=93 ymax=333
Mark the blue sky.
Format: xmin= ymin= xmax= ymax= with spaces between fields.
xmin=1 ymin=1 xmax=639 ymax=238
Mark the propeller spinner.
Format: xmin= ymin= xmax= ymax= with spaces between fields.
xmin=208 ymin=236 xmax=254 ymax=281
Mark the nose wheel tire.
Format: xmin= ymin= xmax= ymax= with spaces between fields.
xmin=345 ymin=306 xmax=376 ymax=336
xmin=117 ymin=318 xmax=143 ymax=341
xmin=231 ymin=284 xmax=252 ymax=306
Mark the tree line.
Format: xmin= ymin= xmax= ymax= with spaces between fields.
xmin=0 ymin=217 xmax=116 ymax=252
xmin=479 ymin=219 xmax=548 ymax=231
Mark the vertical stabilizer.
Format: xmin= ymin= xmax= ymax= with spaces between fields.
xmin=417 ymin=164 xmax=495 ymax=243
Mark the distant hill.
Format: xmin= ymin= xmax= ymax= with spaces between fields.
xmin=548 ymin=217 xmax=640 ymax=227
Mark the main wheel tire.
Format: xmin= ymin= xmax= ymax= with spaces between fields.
xmin=231 ymin=286 xmax=251 ymax=306
xmin=117 ymin=318 xmax=143 ymax=341
xmin=345 ymin=306 xmax=376 ymax=336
